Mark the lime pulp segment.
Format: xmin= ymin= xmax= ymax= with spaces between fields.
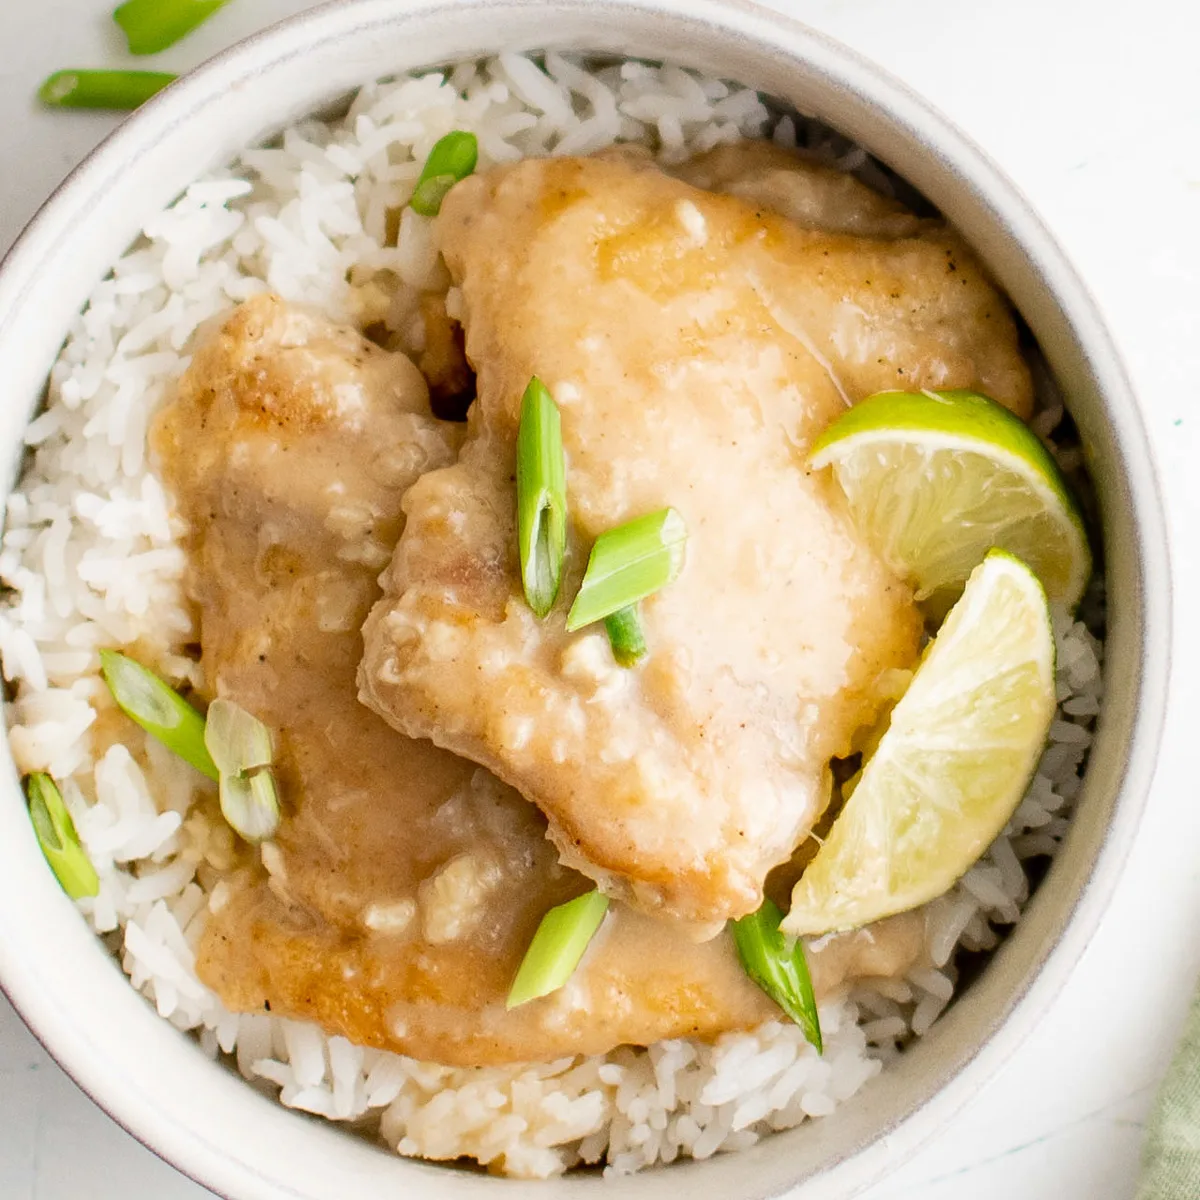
xmin=783 ymin=549 xmax=1057 ymax=938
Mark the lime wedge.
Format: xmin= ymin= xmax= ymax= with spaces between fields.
xmin=783 ymin=550 xmax=1056 ymax=938
xmin=810 ymin=389 xmax=1091 ymax=612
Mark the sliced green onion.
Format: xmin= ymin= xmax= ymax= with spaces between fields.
xmin=26 ymin=774 xmax=99 ymax=900
xmin=516 ymin=377 xmax=567 ymax=618
xmin=219 ymin=767 xmax=281 ymax=844
xmin=410 ymin=131 xmax=479 ymax=216
xmin=566 ymin=508 xmax=686 ymax=632
xmin=732 ymin=898 xmax=822 ymax=1053
xmin=410 ymin=176 xmax=459 ymax=218
xmin=114 ymin=0 xmax=231 ymax=55
xmin=603 ymin=605 xmax=646 ymax=667
xmin=204 ymin=698 xmax=273 ymax=778
xmin=204 ymin=698 xmax=280 ymax=842
xmin=99 ymin=650 xmax=218 ymax=781
xmin=38 ymin=70 xmax=176 ymax=110
xmin=507 ymin=890 xmax=609 ymax=1009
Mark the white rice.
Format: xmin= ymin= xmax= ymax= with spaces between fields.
xmin=0 ymin=55 xmax=1104 ymax=1179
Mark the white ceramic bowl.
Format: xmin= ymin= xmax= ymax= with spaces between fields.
xmin=0 ymin=2 xmax=1170 ymax=1197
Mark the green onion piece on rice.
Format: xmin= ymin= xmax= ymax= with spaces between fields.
xmin=410 ymin=130 xmax=479 ymax=216
xmin=26 ymin=773 xmax=99 ymax=900
xmin=99 ymin=650 xmax=218 ymax=781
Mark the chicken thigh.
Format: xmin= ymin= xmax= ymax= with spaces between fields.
xmin=361 ymin=152 xmax=1034 ymax=929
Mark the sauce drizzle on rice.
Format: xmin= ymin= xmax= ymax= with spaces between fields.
xmin=0 ymin=54 xmax=1104 ymax=1178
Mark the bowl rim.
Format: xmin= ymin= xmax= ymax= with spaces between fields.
xmin=0 ymin=1 xmax=1172 ymax=1198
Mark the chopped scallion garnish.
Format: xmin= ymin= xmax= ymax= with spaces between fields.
xmin=566 ymin=508 xmax=686 ymax=633
xmin=219 ymin=767 xmax=281 ymax=844
xmin=410 ymin=131 xmax=479 ymax=216
xmin=98 ymin=653 xmax=279 ymax=842
xmin=38 ymin=70 xmax=176 ymax=110
xmin=204 ymin=697 xmax=273 ymax=778
xmin=732 ymin=898 xmax=822 ymax=1053
xmin=516 ymin=377 xmax=567 ymax=619
xmin=507 ymin=889 xmax=609 ymax=1009
xmin=603 ymin=605 xmax=646 ymax=667
xmin=114 ymin=0 xmax=231 ymax=55
xmin=99 ymin=650 xmax=218 ymax=781
xmin=203 ymin=697 xmax=280 ymax=842
xmin=26 ymin=774 xmax=99 ymax=900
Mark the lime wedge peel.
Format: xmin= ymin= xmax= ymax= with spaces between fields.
xmin=810 ymin=389 xmax=1092 ymax=613
xmin=783 ymin=550 xmax=1057 ymax=939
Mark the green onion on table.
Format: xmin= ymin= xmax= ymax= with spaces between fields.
xmin=507 ymin=889 xmax=610 ymax=1009
xmin=114 ymin=0 xmax=233 ymax=55
xmin=26 ymin=773 xmax=99 ymax=899
xmin=38 ymin=70 xmax=177 ymax=110
xmin=732 ymin=898 xmax=823 ymax=1053
xmin=409 ymin=130 xmax=479 ymax=216
xmin=516 ymin=376 xmax=568 ymax=619
xmin=39 ymin=0 xmax=231 ymax=110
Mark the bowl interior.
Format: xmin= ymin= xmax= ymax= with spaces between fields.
xmin=0 ymin=2 xmax=1168 ymax=1199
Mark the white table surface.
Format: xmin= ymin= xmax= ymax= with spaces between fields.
xmin=1 ymin=0 xmax=1197 ymax=1196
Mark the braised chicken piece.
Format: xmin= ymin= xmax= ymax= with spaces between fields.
xmin=154 ymin=294 xmax=924 ymax=1065
xmin=154 ymin=294 xmax=470 ymax=932
xmin=358 ymin=152 xmax=1032 ymax=930
xmin=671 ymin=140 xmax=926 ymax=239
